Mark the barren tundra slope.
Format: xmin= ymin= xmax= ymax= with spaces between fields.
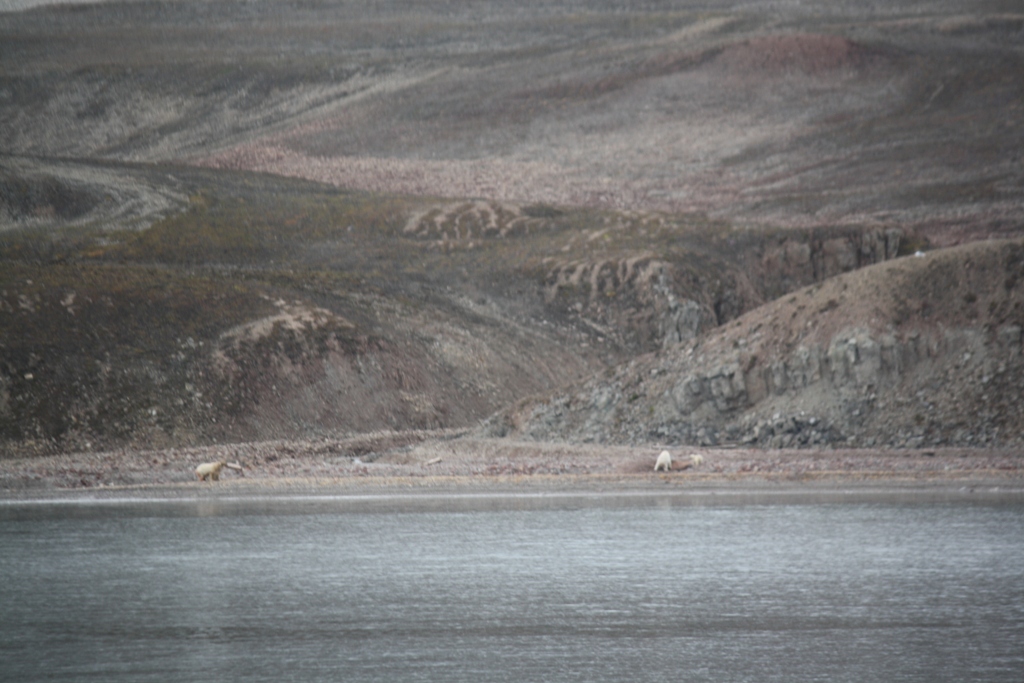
xmin=1 ymin=0 xmax=1023 ymax=470
xmin=4 ymin=0 xmax=1023 ymax=239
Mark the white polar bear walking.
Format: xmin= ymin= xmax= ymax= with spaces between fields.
xmin=195 ymin=461 xmax=243 ymax=481
xmin=654 ymin=450 xmax=672 ymax=472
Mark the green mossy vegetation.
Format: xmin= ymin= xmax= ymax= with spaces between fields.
xmin=0 ymin=263 xmax=274 ymax=352
xmin=0 ymin=261 xmax=278 ymax=448
xmin=100 ymin=187 xmax=417 ymax=267
xmin=0 ymin=163 xmax=895 ymax=454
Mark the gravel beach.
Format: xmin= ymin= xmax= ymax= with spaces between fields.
xmin=2 ymin=433 xmax=1021 ymax=503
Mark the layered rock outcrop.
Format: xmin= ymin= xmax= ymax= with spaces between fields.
xmin=489 ymin=238 xmax=1024 ymax=449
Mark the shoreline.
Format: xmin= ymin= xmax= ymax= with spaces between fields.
xmin=3 ymin=471 xmax=1023 ymax=508
xmin=2 ymin=436 xmax=1022 ymax=507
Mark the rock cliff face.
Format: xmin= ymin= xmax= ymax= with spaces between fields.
xmin=488 ymin=238 xmax=1024 ymax=449
xmin=538 ymin=225 xmax=908 ymax=355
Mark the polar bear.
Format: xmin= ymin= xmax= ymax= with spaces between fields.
xmin=195 ymin=461 xmax=243 ymax=481
xmin=690 ymin=453 xmax=704 ymax=467
xmin=654 ymin=450 xmax=672 ymax=472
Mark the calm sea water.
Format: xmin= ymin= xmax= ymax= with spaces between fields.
xmin=0 ymin=0 xmax=108 ymax=11
xmin=1 ymin=493 xmax=1022 ymax=682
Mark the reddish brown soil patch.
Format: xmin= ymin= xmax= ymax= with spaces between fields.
xmin=714 ymin=34 xmax=874 ymax=77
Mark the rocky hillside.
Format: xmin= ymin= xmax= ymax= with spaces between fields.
xmin=489 ymin=238 xmax=1024 ymax=449
xmin=1 ymin=0 xmax=1023 ymax=457
xmin=1 ymin=161 xmax=920 ymax=455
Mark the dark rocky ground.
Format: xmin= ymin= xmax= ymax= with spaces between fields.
xmin=1 ymin=0 xmax=1023 ymax=483
xmin=490 ymin=237 xmax=1024 ymax=450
